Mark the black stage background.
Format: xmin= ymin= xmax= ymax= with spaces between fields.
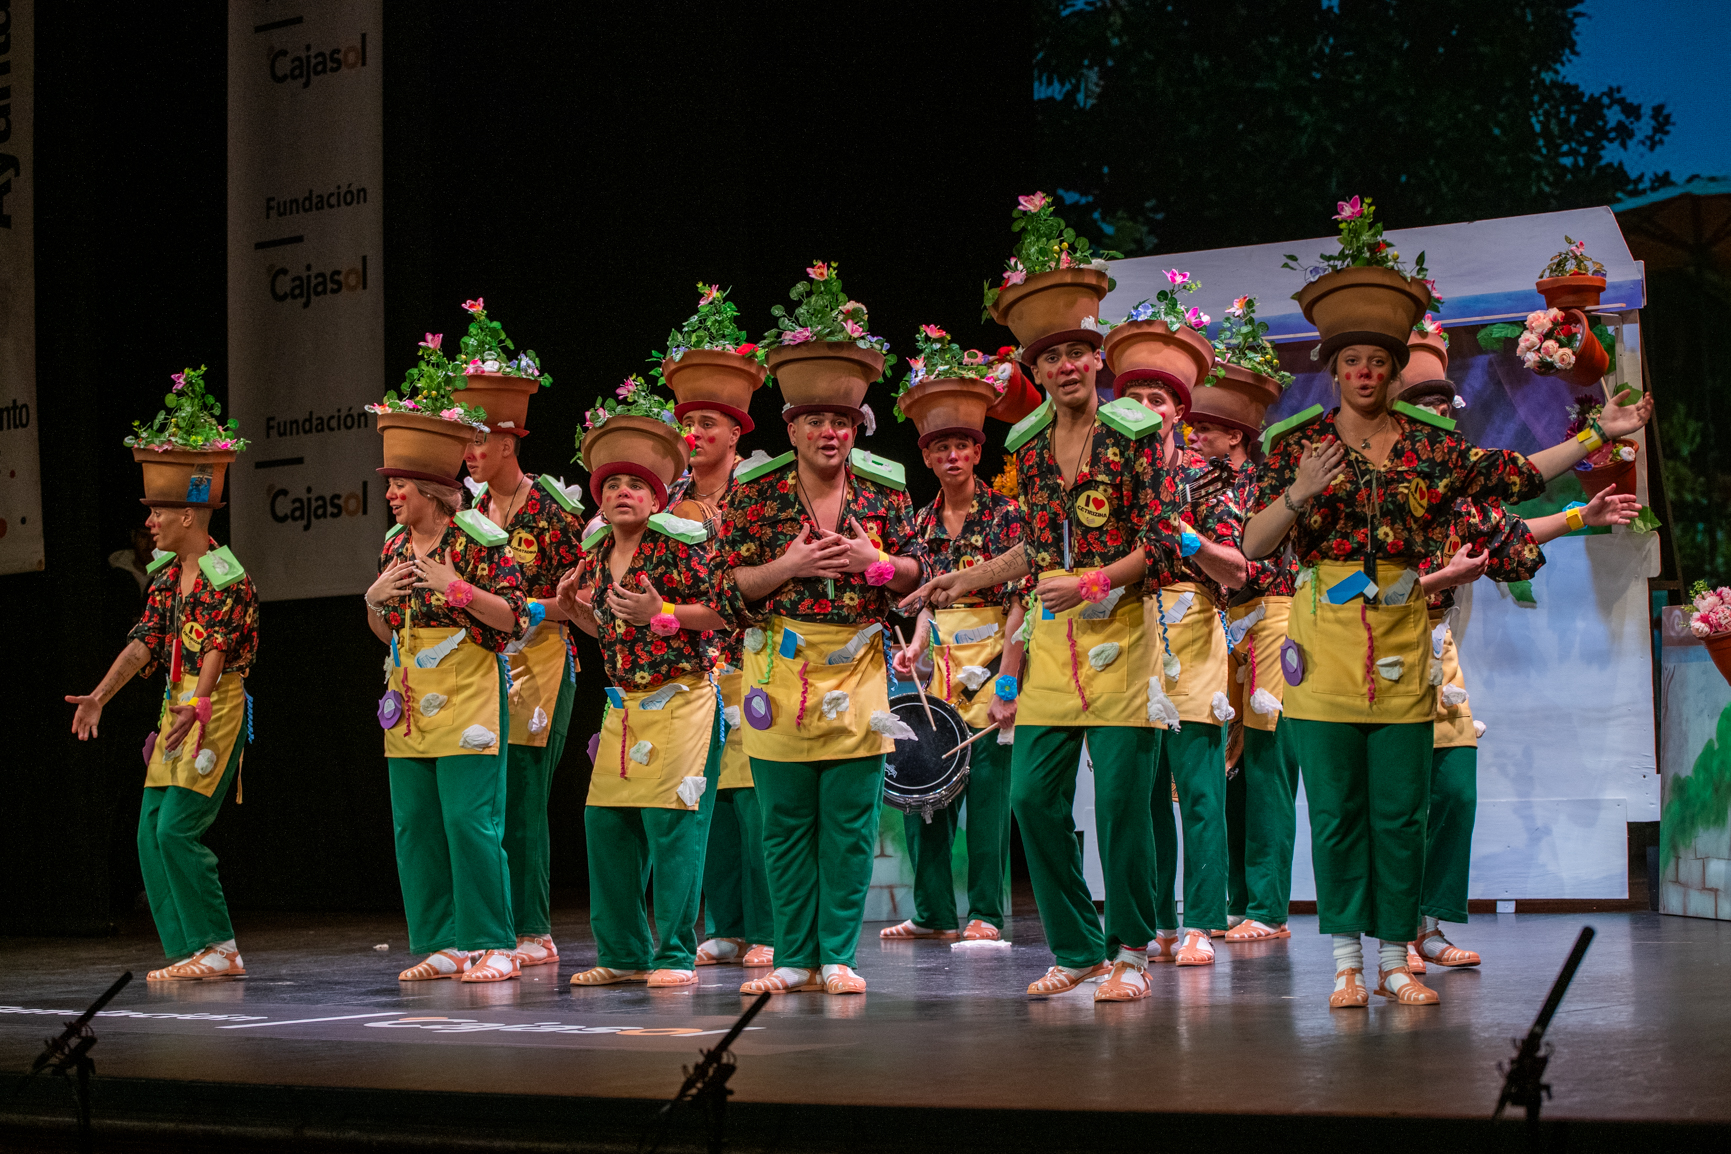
xmin=3 ymin=1 xmax=1032 ymax=934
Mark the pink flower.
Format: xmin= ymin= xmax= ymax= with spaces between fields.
xmin=1540 ymin=340 xmax=1560 ymax=358
xmin=698 ymin=283 xmax=723 ymax=306
xmin=403 ymin=399 xmax=420 ymax=410
xmin=461 ymin=297 xmax=485 ymax=314
xmin=865 ymin=560 xmax=896 ymax=587
xmin=920 ymin=324 xmax=947 ymax=340
xmin=1712 ymin=605 xmax=1731 ymax=633
xmin=783 ymin=327 xmax=814 ymax=346
xmin=1333 ymin=195 xmax=1363 ymax=221
xmin=1699 ymin=592 xmax=1725 ymax=612
xmin=1185 ymin=306 xmax=1211 ymax=329
xmin=1227 ymin=295 xmax=1250 ymax=316
xmin=843 ymin=319 xmax=864 ymax=337
xmin=650 ymin=612 xmax=681 ymax=638
xmin=1690 ymin=618 xmax=1713 ymax=639
xmin=962 ymin=349 xmax=985 ymax=365
xmin=1570 ymin=239 xmax=1586 ymax=255
xmin=1017 ymin=191 xmax=1049 ymax=212
xmin=1526 ymin=311 xmax=1552 ymax=335
xmin=806 ymin=261 xmax=831 ymax=281
xmin=211 ymin=439 xmax=233 ymax=450
xmin=1516 ymin=333 xmax=1540 ymax=355
xmin=440 ymin=407 xmax=462 ymax=421
xmin=170 ymin=371 xmax=187 ymax=391
xmin=1554 ymin=348 xmax=1576 ymax=369
xmin=466 ymin=358 xmax=485 ymax=374
xmin=419 ymin=332 xmax=443 ymax=350
xmin=1165 ymin=269 xmax=1191 ymax=286
xmin=1077 ymin=570 xmax=1113 ymax=603
xmin=616 ymin=379 xmax=637 ymax=399
xmin=1002 ymin=268 xmax=1027 ymax=288
xmin=1718 ymin=586 xmax=1731 ymax=602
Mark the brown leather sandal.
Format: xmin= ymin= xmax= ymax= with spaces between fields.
xmin=1093 ymin=961 xmax=1151 ymax=1001
xmin=1329 ymin=967 xmax=1369 ymax=1009
xmin=1224 ymin=919 xmax=1290 ymax=942
xmin=1026 ymin=962 xmax=1109 ymax=995
xmin=570 ymin=966 xmax=650 ymax=986
xmin=1416 ymin=928 xmax=1480 ymax=967
xmin=1374 ymin=966 xmax=1440 ymax=1005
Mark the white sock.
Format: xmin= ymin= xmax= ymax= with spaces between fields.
xmin=1227 ymin=914 xmax=1245 ymax=928
xmin=1332 ymin=933 xmax=1363 ymax=974
xmin=1113 ymin=946 xmax=1148 ymax=971
xmin=699 ymin=938 xmax=741 ymax=960
xmin=1180 ymin=928 xmax=1215 ymax=955
xmin=820 ymin=964 xmax=854 ymax=980
xmin=211 ymin=938 xmax=237 ymax=952
xmin=770 ymin=966 xmax=812 ymax=984
xmin=1378 ymin=939 xmax=1409 ymax=973
xmin=1422 ymin=915 xmax=1441 ymax=934
xmin=1056 ymin=963 xmax=1097 ymax=979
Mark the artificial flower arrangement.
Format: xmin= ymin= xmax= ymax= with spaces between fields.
xmin=1541 ymin=236 xmax=1607 ymax=281
xmin=126 ymin=366 xmax=250 ymax=452
xmin=1476 ymin=309 xmax=1616 ymax=377
xmin=1686 ymin=581 xmax=1731 ymax=639
xmin=454 ymin=297 xmax=551 ymax=386
xmin=582 ymin=374 xmax=683 ymax=436
xmin=1207 ymin=296 xmax=1295 ymax=388
xmin=759 ymin=261 xmax=896 ymax=369
xmin=1563 ymin=395 xmax=1637 ymax=469
xmin=1281 ymin=195 xmax=1437 ymax=303
xmin=980 ymin=191 xmax=1122 ymax=319
xmin=1413 ymin=313 xmax=1448 ymax=346
xmin=368 ymin=332 xmax=488 ymax=426
xmin=891 ymin=324 xmax=1010 ymax=417
xmin=650 ymin=283 xmax=762 ymax=384
xmin=1116 ymin=268 xmax=1211 ymax=333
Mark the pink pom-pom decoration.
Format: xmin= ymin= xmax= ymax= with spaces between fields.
xmin=1077 ymin=570 xmax=1113 ymax=603
xmin=865 ymin=560 xmax=896 ymax=587
xmin=649 ymin=612 xmax=681 ymax=637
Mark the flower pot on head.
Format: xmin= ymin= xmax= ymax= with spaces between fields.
xmin=897 ymin=378 xmax=998 ymax=448
xmin=376 ymin=410 xmax=474 ymax=483
xmin=1704 ymin=632 xmax=1731 ymax=688
xmin=990 ymin=268 xmax=1110 ymax=348
xmin=765 ymin=341 xmax=884 ymax=416
xmin=1296 ymin=267 xmax=1431 ymax=367
xmin=1404 ymin=330 xmax=1449 ymax=389
xmin=984 ymin=360 xmax=1044 ymax=424
xmin=1575 ymin=437 xmax=1638 ymax=500
xmin=1562 ymin=309 xmax=1609 ymax=386
xmin=1102 ymin=320 xmax=1216 ymax=413
xmin=580 ymin=414 xmax=691 ymax=511
xmin=1536 ymin=275 xmax=1605 ymax=311
xmin=1189 ymin=364 xmax=1283 ymax=443
xmin=133 ymin=447 xmax=238 ymax=508
xmin=456 ymin=372 xmax=540 ymax=437
xmin=662 ymin=348 xmax=768 ymax=434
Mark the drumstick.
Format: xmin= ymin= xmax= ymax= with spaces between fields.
xmin=892 ymin=625 xmax=936 ymax=728
xmin=940 ymin=722 xmax=1002 ymax=760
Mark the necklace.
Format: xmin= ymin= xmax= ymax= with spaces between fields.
xmin=795 ymin=469 xmax=848 ymax=533
xmin=490 ymin=475 xmax=529 ymax=528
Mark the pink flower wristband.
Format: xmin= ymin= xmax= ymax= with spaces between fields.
xmin=1077 ymin=570 xmax=1113 ymax=603
xmin=865 ymin=551 xmax=896 ymax=587
xmin=650 ymin=602 xmax=681 ymax=637
xmin=445 ymin=579 xmax=476 ymax=608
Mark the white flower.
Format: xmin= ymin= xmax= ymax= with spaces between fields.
xmin=1554 ymin=347 xmax=1575 ymax=369
xmin=483 ymin=359 xmax=501 ymax=372
xmin=1690 ymin=618 xmax=1712 ymax=638
xmin=1516 ymin=333 xmax=1540 ymax=355
xmin=1539 ymin=340 xmax=1560 ymax=357
xmin=1526 ymin=311 xmax=1552 ymax=334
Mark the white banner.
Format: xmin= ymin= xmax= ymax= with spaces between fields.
xmin=0 ymin=0 xmax=42 ymax=576
xmin=228 ymin=0 xmax=383 ymax=601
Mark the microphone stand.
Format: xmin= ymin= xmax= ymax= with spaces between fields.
xmin=1493 ymin=926 xmax=1594 ymax=1138
xmin=13 ymin=970 xmax=133 ymax=1153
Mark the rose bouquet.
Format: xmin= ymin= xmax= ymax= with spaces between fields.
xmin=1281 ymin=195 xmax=1435 ymax=297
xmin=1688 ymin=582 xmax=1731 ymax=639
xmin=891 ymin=324 xmax=1008 ymax=418
xmin=759 ymin=261 xmax=895 ymax=369
xmin=1477 ymin=309 xmax=1615 ymax=377
xmin=1116 ymin=268 xmax=1211 ymax=334
xmin=650 ymin=283 xmax=762 ymax=384
xmin=454 ymin=297 xmax=551 ymax=386
xmin=126 ymin=365 xmax=250 ymax=452
xmin=1207 ymin=296 xmax=1294 ymax=388
xmin=368 ymin=333 xmax=488 ymax=426
xmin=981 ymin=191 xmax=1122 ymax=319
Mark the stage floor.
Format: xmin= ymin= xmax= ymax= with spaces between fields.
xmin=3 ymin=907 xmax=1727 ymax=1134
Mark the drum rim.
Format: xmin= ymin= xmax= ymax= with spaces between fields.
xmin=882 ymin=692 xmax=973 ymax=814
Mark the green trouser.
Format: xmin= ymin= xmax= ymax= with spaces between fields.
xmin=903 ymin=726 xmax=1013 ymax=931
xmin=1227 ymin=724 xmax=1302 ymax=924
xmin=750 ymin=754 xmax=885 ymax=969
xmin=504 ymin=648 xmax=577 ymax=938
xmin=138 ymin=739 xmax=241 ymax=960
xmin=702 ymin=786 xmax=774 ymax=944
xmin=388 ymin=668 xmax=514 ymax=955
xmin=1288 ymin=719 xmax=1433 ymax=942
xmin=586 ymin=711 xmax=723 ymax=971
xmin=1011 ymin=725 xmax=1161 ymax=969
xmin=1420 ymin=744 xmax=1477 ymax=924
xmin=1151 ymin=721 xmax=1229 ymax=932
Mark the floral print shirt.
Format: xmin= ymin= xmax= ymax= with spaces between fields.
xmin=1016 ymin=417 xmax=1182 ymax=586
xmin=129 ymin=538 xmax=260 ymax=680
xmin=1251 ymin=409 xmax=1545 ymax=566
xmin=716 ymin=458 xmax=920 ymax=625
xmin=476 ymin=476 xmax=586 ymax=600
xmin=1425 ymin=498 xmax=1545 ymax=612
xmin=908 ymin=480 xmax=1028 ymax=612
xmin=376 ymin=522 xmax=529 ymax=653
xmin=1235 ymin=461 xmax=1298 ymax=599
xmin=1149 ymin=445 xmax=1244 ymax=604
xmin=668 ymin=468 xmax=744 ymax=668
xmin=583 ymin=525 xmax=742 ymax=691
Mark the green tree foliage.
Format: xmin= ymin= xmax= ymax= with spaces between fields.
xmin=1033 ymin=0 xmax=1674 ymax=255
xmin=1646 ymin=263 xmax=1731 ymax=587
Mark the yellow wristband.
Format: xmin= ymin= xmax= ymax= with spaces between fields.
xmin=660 ymin=601 xmax=677 ymax=618
xmin=1564 ymin=507 xmax=1585 ymax=532
xmin=1576 ymin=426 xmax=1604 ymax=453
xmin=877 ymin=550 xmax=891 ymax=565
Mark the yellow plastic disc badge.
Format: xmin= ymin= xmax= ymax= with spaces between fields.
xmin=510 ymin=528 xmax=539 ymax=566
xmin=1406 ymin=480 xmax=1430 ymax=518
xmin=1074 ymin=487 xmax=1112 ymax=528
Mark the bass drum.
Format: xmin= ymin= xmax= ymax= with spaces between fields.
xmin=881 ymin=692 xmax=971 ymax=823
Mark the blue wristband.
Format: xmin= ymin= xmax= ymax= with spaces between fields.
xmin=526 ymin=600 xmax=547 ymax=627
xmin=994 ymin=675 xmax=1019 ymax=701
xmin=1180 ymin=527 xmax=1202 ymax=558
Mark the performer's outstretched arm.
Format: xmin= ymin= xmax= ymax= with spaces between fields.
xmin=899 ymin=546 xmax=1030 ymax=611
xmin=65 ymin=640 xmax=150 ymax=740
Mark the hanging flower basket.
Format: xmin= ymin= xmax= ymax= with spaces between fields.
xmin=1575 ymin=437 xmax=1638 ymax=500
xmin=1536 ymin=275 xmax=1606 ymax=311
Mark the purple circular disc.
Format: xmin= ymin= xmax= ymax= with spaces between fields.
xmin=744 ymin=687 xmax=774 ymax=731
xmin=586 ymin=732 xmax=601 ymax=764
xmin=1280 ymin=639 xmax=1305 ymax=687
xmin=378 ymin=690 xmax=404 ymax=730
xmin=142 ymin=730 xmax=158 ymax=766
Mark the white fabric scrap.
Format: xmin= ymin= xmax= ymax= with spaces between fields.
xmin=1088 ymin=642 xmax=1121 ymax=670
xmin=1226 ymin=603 xmax=1265 ymax=648
xmin=821 ymin=690 xmax=850 ymax=720
xmin=957 ymin=665 xmax=992 ymax=691
xmin=1211 ymin=691 xmax=1237 ymax=723
xmin=639 ymin=682 xmax=690 ymax=711
xmin=676 ymin=775 xmax=708 ymax=807
xmin=1160 ymin=590 xmax=1194 ymax=624
xmin=1146 ymin=678 xmax=1182 ymax=729
xmin=1236 ymin=663 xmax=1248 ymax=684
xmin=1250 ymin=688 xmax=1284 ymax=716
xmin=1430 ymin=662 xmax=1445 ymax=686
xmin=163 ymin=743 xmax=182 ymax=762
xmin=1079 ymin=587 xmax=1125 ymax=620
xmin=997 ymin=726 xmax=1015 ymax=745
xmin=1472 ymin=720 xmax=1488 ymax=738
xmin=628 ymin=740 xmax=654 ymax=765
xmin=870 ymin=710 xmax=918 ymax=740
xmin=1440 ymin=684 xmax=1469 ymax=708
xmin=733 ymin=449 xmax=773 ymax=478
xmin=195 ymin=748 xmax=218 ymax=776
xmin=723 ymin=705 xmax=741 ymax=729
xmin=743 ymin=627 xmax=766 ymax=653
xmin=1432 ymin=622 xmax=1448 ymax=659
xmin=953 ymin=623 xmax=1000 ymax=644
xmin=1380 ymin=569 xmax=1420 ymax=606
xmin=1162 ymin=650 xmax=1181 ymax=681
xmin=1375 ymin=656 xmax=1405 ymax=682
xmin=419 ymin=692 xmax=448 ymax=717
xmin=459 ymin=724 xmax=498 ymax=751
xmin=529 ymin=707 xmax=549 ymax=734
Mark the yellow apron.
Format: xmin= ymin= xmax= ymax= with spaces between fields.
xmin=739 ymin=616 xmax=893 ymax=762
xmin=715 ymin=667 xmax=753 ymax=789
xmin=1145 ymin=581 xmax=1230 ymax=727
xmin=1228 ymin=595 xmax=1292 ymax=735
xmin=588 ymin=671 xmax=719 ymax=809
xmin=1283 ymin=561 xmax=1434 ymax=725
xmin=145 ymin=671 xmax=246 ymax=797
xmin=926 ymin=602 xmax=1008 ymax=730
xmin=1430 ymin=612 xmax=1476 ymax=749
xmin=505 ymin=623 xmax=570 ymax=749
xmin=383 ymin=626 xmax=506 ymax=760
xmin=1021 ymin=570 xmax=1149 ymax=729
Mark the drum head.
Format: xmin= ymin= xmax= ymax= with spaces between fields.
xmin=882 ymin=693 xmax=971 ymax=816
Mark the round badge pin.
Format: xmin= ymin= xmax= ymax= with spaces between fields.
xmin=744 ymin=687 xmax=774 ymax=730
xmin=1280 ymin=639 xmax=1305 ymax=687
xmin=378 ymin=690 xmax=405 ymax=729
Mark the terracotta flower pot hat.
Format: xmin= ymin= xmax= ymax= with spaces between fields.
xmin=376 ymin=410 xmax=475 ymax=484
xmin=991 ymin=267 xmax=1110 ymax=363
xmin=1102 ymin=321 xmax=1216 ymax=415
xmin=134 ymin=447 xmax=238 ymax=509
xmin=457 ymin=373 xmax=541 ymax=438
xmin=580 ymin=414 xmax=692 ymax=511
xmin=662 ymin=348 xmax=767 ymax=433
xmin=1188 ymin=364 xmax=1283 ymax=441
xmin=1396 ymin=329 xmax=1455 ymax=407
xmin=897 ymin=378 xmax=999 ymax=448
xmin=767 ymin=341 xmax=884 ymax=424
xmin=1297 ymin=267 xmax=1430 ymax=368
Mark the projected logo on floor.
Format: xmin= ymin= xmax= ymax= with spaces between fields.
xmin=365 ymin=1016 xmax=764 ymax=1038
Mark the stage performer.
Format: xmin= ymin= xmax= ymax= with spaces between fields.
xmin=905 ymin=318 xmax=1184 ymax=1003
xmin=659 ymin=336 xmax=777 ymax=971
xmin=1396 ymin=369 xmax=1641 ymax=972
xmin=367 ymin=400 xmax=529 ymax=984
xmin=716 ymin=353 xmax=923 ymax=997
xmin=886 ymin=360 xmax=1028 ymax=943
xmin=70 ymin=377 xmax=255 ymax=981
xmin=556 ymin=388 xmax=737 ymax=988
xmin=1241 ymin=305 xmax=1653 ymax=1008
xmin=460 ymin=378 xmax=586 ymax=971
xmin=1106 ymin=335 xmax=1248 ymax=969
